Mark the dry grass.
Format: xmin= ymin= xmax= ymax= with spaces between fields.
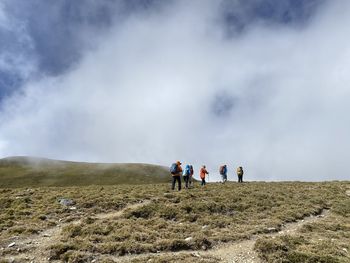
xmin=254 ymin=186 xmax=350 ymax=263
xmin=0 ymin=181 xmax=349 ymax=262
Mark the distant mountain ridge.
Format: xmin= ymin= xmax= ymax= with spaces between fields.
xmin=0 ymin=156 xmax=170 ymax=188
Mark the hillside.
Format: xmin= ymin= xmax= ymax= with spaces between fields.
xmin=0 ymin=181 xmax=349 ymax=262
xmin=0 ymin=156 xmax=170 ymax=187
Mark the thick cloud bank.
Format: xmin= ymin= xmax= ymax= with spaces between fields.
xmin=0 ymin=1 xmax=349 ymax=181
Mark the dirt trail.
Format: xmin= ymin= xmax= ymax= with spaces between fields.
xmin=107 ymin=209 xmax=330 ymax=263
xmin=3 ymin=205 xmax=329 ymax=263
xmin=2 ymin=200 xmax=151 ymax=263
xmin=204 ymin=209 xmax=329 ymax=263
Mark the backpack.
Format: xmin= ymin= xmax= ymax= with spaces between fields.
xmin=183 ymin=165 xmax=191 ymax=176
xmin=170 ymin=163 xmax=178 ymax=174
xmin=219 ymin=166 xmax=225 ymax=175
xmin=190 ymin=165 xmax=194 ymax=175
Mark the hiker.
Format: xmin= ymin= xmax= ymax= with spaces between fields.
xmin=189 ymin=165 xmax=194 ymax=187
xmin=183 ymin=164 xmax=191 ymax=189
xmin=200 ymin=165 xmax=209 ymax=186
xmin=237 ymin=166 xmax=244 ymax=183
xmin=170 ymin=161 xmax=183 ymax=191
xmin=219 ymin=164 xmax=228 ymax=183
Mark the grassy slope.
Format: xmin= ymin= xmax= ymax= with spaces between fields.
xmin=0 ymin=156 xmax=169 ymax=187
xmin=0 ymin=181 xmax=349 ymax=263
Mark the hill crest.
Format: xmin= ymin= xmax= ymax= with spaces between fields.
xmin=0 ymin=156 xmax=169 ymax=188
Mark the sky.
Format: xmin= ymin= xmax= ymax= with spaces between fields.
xmin=0 ymin=0 xmax=349 ymax=181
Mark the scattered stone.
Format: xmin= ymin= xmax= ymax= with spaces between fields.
xmin=346 ymin=190 xmax=350 ymax=196
xmin=8 ymin=242 xmax=16 ymax=247
xmin=59 ymin=198 xmax=75 ymax=206
xmin=185 ymin=237 xmax=193 ymax=242
xmin=69 ymin=206 xmax=77 ymax=210
xmin=191 ymin=252 xmax=201 ymax=258
xmin=202 ymin=225 xmax=208 ymax=230
xmin=43 ymin=233 xmax=51 ymax=237
xmin=91 ymin=259 xmax=97 ymax=263
xmin=342 ymin=248 xmax=348 ymax=253
xmin=266 ymin=227 xmax=277 ymax=233
xmin=201 ymin=245 xmax=207 ymax=250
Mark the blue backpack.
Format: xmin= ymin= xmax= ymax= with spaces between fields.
xmin=183 ymin=165 xmax=191 ymax=176
xmin=170 ymin=163 xmax=178 ymax=174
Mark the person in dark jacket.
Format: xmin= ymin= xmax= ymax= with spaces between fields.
xmin=220 ymin=165 xmax=228 ymax=183
xmin=237 ymin=166 xmax=244 ymax=183
xmin=171 ymin=161 xmax=183 ymax=191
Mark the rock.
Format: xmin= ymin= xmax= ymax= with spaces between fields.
xmin=43 ymin=233 xmax=51 ymax=237
xmin=266 ymin=227 xmax=278 ymax=233
xmin=185 ymin=237 xmax=193 ymax=242
xmin=59 ymin=198 xmax=75 ymax=206
xmin=342 ymin=248 xmax=348 ymax=253
xmin=191 ymin=252 xmax=201 ymax=258
xmin=8 ymin=242 xmax=16 ymax=247
xmin=69 ymin=206 xmax=77 ymax=210
xmin=202 ymin=225 xmax=208 ymax=229
xmin=201 ymin=245 xmax=207 ymax=250
xmin=345 ymin=190 xmax=350 ymax=196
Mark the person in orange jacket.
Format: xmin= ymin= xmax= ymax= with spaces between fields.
xmin=200 ymin=165 xmax=209 ymax=186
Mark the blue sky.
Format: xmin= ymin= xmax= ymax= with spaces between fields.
xmin=1 ymin=0 xmax=349 ymax=181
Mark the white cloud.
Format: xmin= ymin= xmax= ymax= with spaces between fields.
xmin=0 ymin=0 xmax=350 ymax=181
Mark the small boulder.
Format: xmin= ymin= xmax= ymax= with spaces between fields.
xmin=185 ymin=237 xmax=193 ymax=242
xmin=265 ymin=227 xmax=278 ymax=233
xmin=8 ymin=242 xmax=16 ymax=248
xmin=191 ymin=252 xmax=201 ymax=258
xmin=59 ymin=198 xmax=75 ymax=206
